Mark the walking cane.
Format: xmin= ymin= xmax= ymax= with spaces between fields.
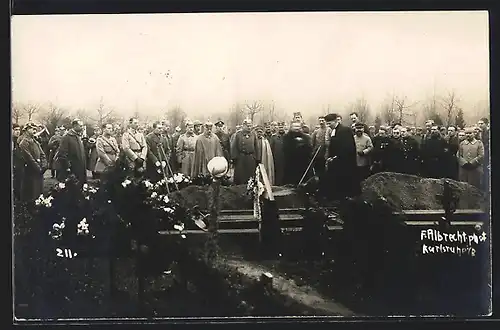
xmin=298 ymin=146 xmax=322 ymax=186
xmin=155 ymin=142 xmax=171 ymax=194
xmin=158 ymin=142 xmax=179 ymax=191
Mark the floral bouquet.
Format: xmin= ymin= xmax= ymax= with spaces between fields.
xmin=246 ymin=176 xmax=264 ymax=199
xmin=32 ymin=175 xmax=105 ymax=258
xmin=154 ymin=172 xmax=192 ymax=192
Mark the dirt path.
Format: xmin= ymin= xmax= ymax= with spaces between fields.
xmin=223 ymin=257 xmax=356 ymax=316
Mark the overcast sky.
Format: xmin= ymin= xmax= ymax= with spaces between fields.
xmin=11 ymin=11 xmax=489 ymax=117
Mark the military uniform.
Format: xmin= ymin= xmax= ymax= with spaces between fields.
xmin=121 ymin=128 xmax=148 ymax=174
xmin=19 ymin=134 xmax=47 ymax=202
xmin=458 ymin=138 xmax=484 ymax=189
xmin=95 ymin=135 xmax=120 ymax=175
xmin=311 ymin=126 xmax=328 ymax=176
xmin=176 ymin=132 xmax=197 ymax=176
xmin=231 ymin=129 xmax=261 ymax=185
xmin=354 ymin=133 xmax=373 ymax=182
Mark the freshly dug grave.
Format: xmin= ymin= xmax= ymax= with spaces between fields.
xmin=361 ymin=172 xmax=487 ymax=211
xmin=169 ymin=184 xmax=305 ymax=210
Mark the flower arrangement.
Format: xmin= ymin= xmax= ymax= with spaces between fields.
xmin=246 ymin=175 xmax=264 ymax=199
xmin=23 ymin=149 xmax=221 ymax=273
xmin=32 ymin=174 xmax=104 ymax=257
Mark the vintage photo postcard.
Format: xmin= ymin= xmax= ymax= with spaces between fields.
xmin=11 ymin=11 xmax=491 ymax=321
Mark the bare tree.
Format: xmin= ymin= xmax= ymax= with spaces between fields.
xmin=75 ymin=109 xmax=92 ymax=122
xmin=166 ymin=105 xmax=187 ymax=129
xmin=455 ymin=107 xmax=466 ymax=129
xmin=244 ymin=100 xmax=263 ymax=122
xmin=12 ymin=102 xmax=25 ymax=124
xmin=440 ymin=90 xmax=459 ymax=126
xmin=40 ymin=103 xmax=68 ymax=134
xmin=20 ymin=102 xmax=41 ymax=122
xmin=93 ymin=97 xmax=114 ymax=127
xmin=348 ymin=97 xmax=371 ymax=124
xmin=380 ymin=94 xmax=397 ymax=126
xmin=422 ymin=86 xmax=442 ymax=126
xmin=228 ymin=102 xmax=245 ymax=128
xmin=393 ymin=96 xmax=419 ymax=126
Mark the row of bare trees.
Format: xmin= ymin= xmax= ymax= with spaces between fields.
xmin=12 ymin=91 xmax=489 ymax=135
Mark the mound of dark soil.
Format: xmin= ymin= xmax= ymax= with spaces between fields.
xmin=168 ymin=185 xmax=305 ymax=210
xmin=361 ymin=172 xmax=487 ymax=210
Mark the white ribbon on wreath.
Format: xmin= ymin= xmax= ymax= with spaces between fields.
xmin=253 ymin=166 xmax=265 ymax=221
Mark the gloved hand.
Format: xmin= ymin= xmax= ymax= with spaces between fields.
xmin=135 ymin=157 xmax=144 ymax=168
xmin=462 ymin=162 xmax=472 ymax=170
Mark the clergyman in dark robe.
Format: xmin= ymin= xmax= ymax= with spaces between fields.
xmin=282 ymin=121 xmax=313 ymax=185
xmin=323 ymin=113 xmax=358 ymax=199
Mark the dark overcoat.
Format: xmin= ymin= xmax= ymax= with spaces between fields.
xmin=145 ymin=132 xmax=169 ymax=182
xmin=56 ymin=129 xmax=87 ymax=184
xmin=282 ymin=131 xmax=313 ymax=185
xmin=324 ymin=124 xmax=358 ymax=199
xmin=269 ymin=133 xmax=285 ymax=185
xmin=18 ymin=135 xmax=47 ymax=202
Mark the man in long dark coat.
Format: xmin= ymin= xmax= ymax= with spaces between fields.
xmin=269 ymin=121 xmax=285 ymax=186
xmin=145 ymin=122 xmax=169 ymax=182
xmin=170 ymin=126 xmax=182 ymax=172
xmin=370 ymin=128 xmax=390 ymax=174
xmin=283 ymin=121 xmax=313 ymax=185
xmin=421 ymin=126 xmax=448 ymax=179
xmin=323 ymin=113 xmax=358 ymax=199
xmin=444 ymin=125 xmax=460 ymax=180
xmin=160 ymin=120 xmax=175 ymax=172
xmin=231 ymin=119 xmax=261 ymax=185
xmin=478 ymin=118 xmax=490 ymax=192
xmin=57 ymin=119 xmax=87 ymax=185
xmin=18 ymin=123 xmax=47 ymax=203
xmin=12 ymin=124 xmax=23 ymax=202
xmin=214 ymin=120 xmax=231 ymax=163
xmin=47 ymin=127 xmax=64 ymax=178
xmin=400 ymin=127 xmax=421 ymax=176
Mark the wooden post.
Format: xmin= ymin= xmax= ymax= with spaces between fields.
xmin=205 ymin=178 xmax=221 ymax=262
xmin=209 ymin=178 xmax=221 ymax=234
xmin=257 ymin=164 xmax=281 ymax=259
